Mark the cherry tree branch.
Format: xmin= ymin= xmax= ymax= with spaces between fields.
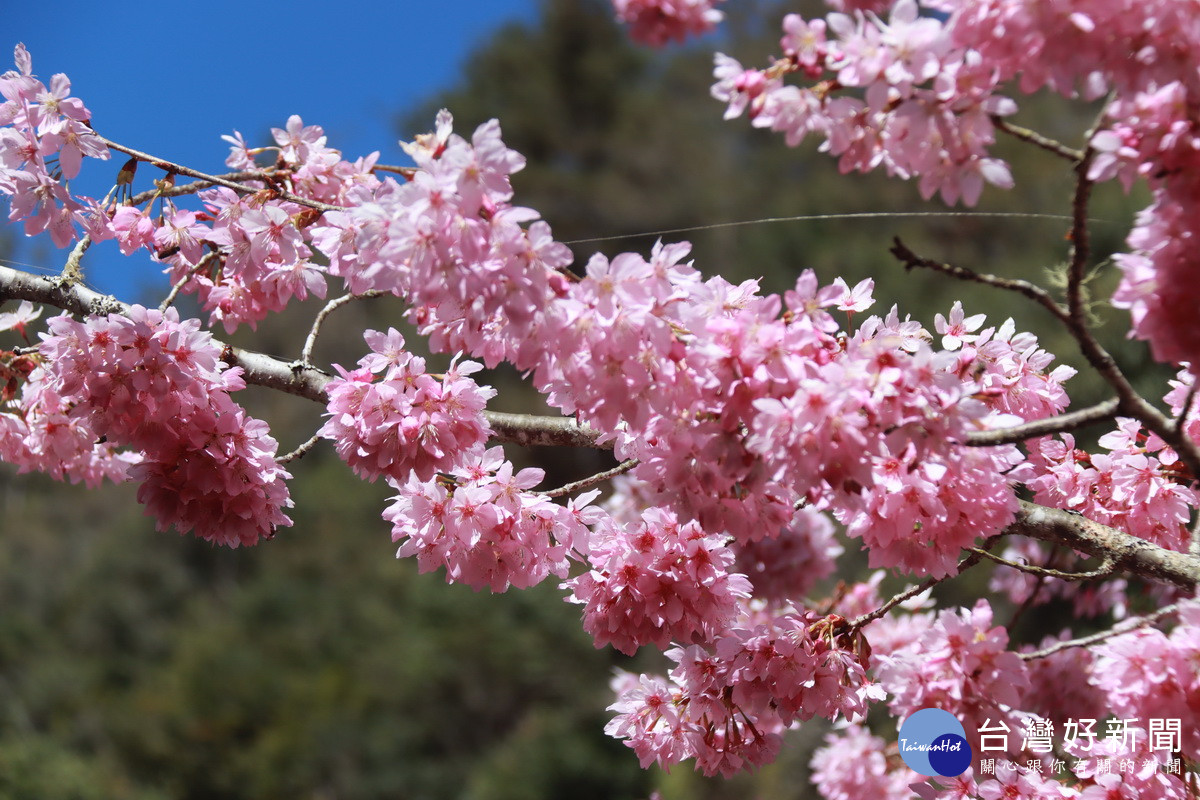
xmin=61 ymin=233 xmax=92 ymax=284
xmin=0 ymin=264 xmax=606 ymax=451
xmin=991 ymin=116 xmax=1086 ymax=163
xmin=98 ymin=137 xmax=342 ymax=214
xmin=536 ymin=459 xmax=638 ymax=498
xmin=964 ymin=399 xmax=1119 ymax=446
xmin=299 ymin=290 xmax=386 ymax=367
xmin=969 ymin=546 xmax=1114 ymax=581
xmin=278 ymin=432 xmax=323 ymax=465
xmin=159 ymin=250 xmax=220 ymax=312
xmin=126 ymin=169 xmax=282 ymax=206
xmin=848 ymin=544 xmax=994 ymax=631
xmin=1007 ymin=500 xmax=1200 ymax=589
xmin=889 ymin=237 xmax=1069 ymax=324
xmin=1020 ymin=602 xmax=1183 ymax=661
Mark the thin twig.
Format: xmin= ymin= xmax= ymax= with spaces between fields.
xmin=126 ymin=169 xmax=277 ymax=206
xmin=1020 ymin=602 xmax=1182 ymax=660
xmin=848 ymin=542 xmax=995 ymax=631
xmin=970 ymin=547 xmax=1114 ymax=581
xmin=99 ymin=137 xmax=342 ymax=213
xmin=278 ymin=432 xmax=323 ymax=465
xmin=991 ymin=117 xmax=1086 ymax=163
xmin=371 ymin=164 xmax=417 ymax=178
xmin=159 ymin=251 xmax=220 ymax=312
xmin=536 ymin=459 xmax=638 ymax=498
xmin=890 ymin=237 xmax=1069 ymax=324
xmin=300 ymin=291 xmax=386 ymax=366
xmin=965 ymin=399 xmax=1119 ymax=447
xmin=60 ymin=234 xmax=92 ymax=285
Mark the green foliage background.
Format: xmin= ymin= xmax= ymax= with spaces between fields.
xmin=0 ymin=1 xmax=1157 ymax=797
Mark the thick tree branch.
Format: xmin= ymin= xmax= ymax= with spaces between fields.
xmin=0 ymin=265 xmax=606 ymax=451
xmin=1007 ymin=500 xmax=1200 ymax=589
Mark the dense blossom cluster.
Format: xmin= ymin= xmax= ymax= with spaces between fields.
xmin=731 ymin=505 xmax=841 ymax=603
xmin=1026 ymin=370 xmax=1200 ymax=555
xmin=1 ymin=0 xmax=1200 ymax=790
xmin=565 ymin=506 xmax=751 ymax=654
xmin=606 ymin=609 xmax=879 ymax=776
xmin=29 ymin=306 xmax=290 ymax=546
xmin=1090 ymin=600 xmax=1200 ymax=757
xmin=877 ymin=600 xmax=1030 ymax=754
xmin=384 ymin=447 xmax=599 ymax=592
xmin=320 ymin=327 xmax=495 ymax=482
xmin=710 ymin=0 xmax=1018 ymax=206
xmin=810 ymin=724 xmax=916 ymax=800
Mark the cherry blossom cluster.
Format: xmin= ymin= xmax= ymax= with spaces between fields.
xmin=731 ymin=505 xmax=842 ymax=604
xmin=3 ymin=19 xmax=1200 ymax=792
xmin=87 ymin=113 xmax=384 ymax=333
xmin=911 ymin=763 xmax=1082 ymax=800
xmin=30 ymin=306 xmax=292 ymax=546
xmin=810 ymin=724 xmax=916 ymax=800
xmin=876 ymin=600 xmax=1030 ymax=756
xmin=1026 ymin=371 xmax=1200 ymax=554
xmin=310 ymin=110 xmax=573 ymax=360
xmin=564 ymin=506 xmax=752 ymax=654
xmin=384 ymin=447 xmax=601 ymax=593
xmin=510 ymin=234 xmax=1065 ymax=577
xmin=609 ymin=0 xmax=725 ymax=46
xmin=0 ymin=301 xmax=139 ymax=487
xmin=153 ymin=185 xmax=329 ymax=332
xmin=320 ymin=327 xmax=495 ymax=482
xmin=1053 ymin=2 xmax=1200 ymax=373
xmin=710 ymin=0 xmax=1018 ymax=206
xmin=0 ymin=43 xmax=107 ymax=246
xmin=1090 ymin=599 xmax=1200 ymax=757
xmin=605 ymin=609 xmax=879 ymax=776
xmin=229 ymin=108 xmax=1075 ymax=585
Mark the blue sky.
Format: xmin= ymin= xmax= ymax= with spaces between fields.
xmin=6 ymin=0 xmax=538 ymax=300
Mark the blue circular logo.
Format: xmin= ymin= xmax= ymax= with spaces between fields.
xmin=898 ymin=708 xmax=972 ymax=777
